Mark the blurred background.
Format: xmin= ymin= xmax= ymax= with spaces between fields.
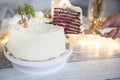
xmin=0 ymin=0 xmax=120 ymax=26
xmin=0 ymin=0 xmax=120 ymax=21
xmin=70 ymin=0 xmax=120 ymax=16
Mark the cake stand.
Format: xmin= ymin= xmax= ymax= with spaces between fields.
xmin=3 ymin=42 xmax=72 ymax=75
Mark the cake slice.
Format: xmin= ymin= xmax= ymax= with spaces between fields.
xmin=52 ymin=6 xmax=83 ymax=34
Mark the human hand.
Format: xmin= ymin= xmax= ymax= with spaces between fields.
xmin=100 ymin=13 xmax=120 ymax=39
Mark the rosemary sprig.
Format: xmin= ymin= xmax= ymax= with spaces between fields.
xmin=18 ymin=5 xmax=24 ymax=20
xmin=17 ymin=4 xmax=35 ymax=27
xmin=29 ymin=5 xmax=35 ymax=17
xmin=25 ymin=4 xmax=35 ymax=20
xmin=18 ymin=4 xmax=35 ymax=20
xmin=25 ymin=4 xmax=31 ymax=20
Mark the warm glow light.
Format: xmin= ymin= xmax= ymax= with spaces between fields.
xmin=79 ymin=40 xmax=87 ymax=46
xmin=86 ymin=34 xmax=94 ymax=39
xmin=51 ymin=0 xmax=54 ymax=4
xmin=94 ymin=42 xmax=101 ymax=48
xmin=0 ymin=34 xmax=8 ymax=47
xmin=68 ymin=34 xmax=120 ymax=58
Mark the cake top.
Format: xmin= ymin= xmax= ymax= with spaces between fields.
xmin=9 ymin=12 xmax=63 ymax=34
xmin=9 ymin=4 xmax=64 ymax=34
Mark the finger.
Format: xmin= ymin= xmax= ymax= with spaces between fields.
xmin=104 ymin=29 xmax=117 ymax=38
xmin=100 ymin=16 xmax=115 ymax=29
xmin=112 ymin=29 xmax=120 ymax=39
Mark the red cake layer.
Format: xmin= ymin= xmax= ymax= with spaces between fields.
xmin=53 ymin=7 xmax=82 ymax=34
xmin=54 ymin=14 xmax=80 ymax=20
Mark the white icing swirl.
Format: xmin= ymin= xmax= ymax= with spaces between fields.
xmin=9 ymin=11 xmax=45 ymax=25
xmin=8 ymin=11 xmax=63 ymax=35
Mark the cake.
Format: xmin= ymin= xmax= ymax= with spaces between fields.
xmin=6 ymin=12 xmax=66 ymax=61
xmin=52 ymin=6 xmax=83 ymax=34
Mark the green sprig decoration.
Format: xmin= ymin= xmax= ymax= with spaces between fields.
xmin=29 ymin=5 xmax=35 ymax=17
xmin=25 ymin=4 xmax=30 ymax=19
xmin=17 ymin=4 xmax=35 ymax=27
xmin=25 ymin=4 xmax=35 ymax=20
xmin=18 ymin=5 xmax=24 ymax=20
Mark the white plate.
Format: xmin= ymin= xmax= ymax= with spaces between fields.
xmin=4 ymin=42 xmax=73 ymax=75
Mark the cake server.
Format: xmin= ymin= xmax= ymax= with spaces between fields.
xmin=84 ymin=27 xmax=117 ymax=36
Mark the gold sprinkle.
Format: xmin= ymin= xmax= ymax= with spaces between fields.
xmin=24 ymin=23 xmax=28 ymax=28
xmin=18 ymin=20 xmax=24 ymax=24
xmin=44 ymin=14 xmax=51 ymax=19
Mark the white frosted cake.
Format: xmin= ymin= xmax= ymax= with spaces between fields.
xmin=7 ymin=12 xmax=66 ymax=61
